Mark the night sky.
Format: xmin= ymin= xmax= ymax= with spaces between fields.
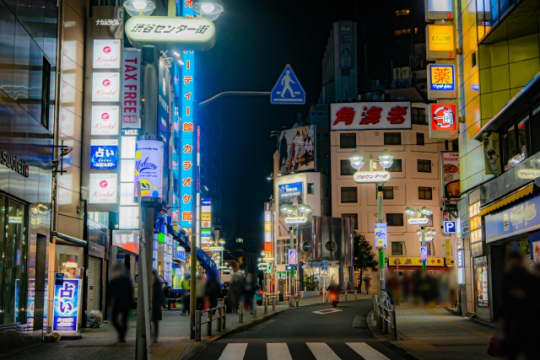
xmin=197 ymin=1 xmax=376 ymax=252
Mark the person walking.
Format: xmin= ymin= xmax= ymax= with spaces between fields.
xmin=108 ymin=264 xmax=134 ymax=343
xmin=151 ymin=270 xmax=164 ymax=343
xmin=181 ymin=274 xmax=190 ymax=315
xmin=205 ymin=273 xmax=221 ymax=310
xmin=243 ymin=273 xmax=256 ymax=314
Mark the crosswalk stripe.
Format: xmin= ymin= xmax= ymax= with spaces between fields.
xmin=346 ymin=342 xmax=390 ymax=360
xmin=266 ymin=342 xmax=292 ymax=360
xmin=306 ymin=342 xmax=341 ymax=360
xmin=218 ymin=343 xmax=248 ymax=360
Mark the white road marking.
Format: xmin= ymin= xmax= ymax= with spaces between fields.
xmin=266 ymin=342 xmax=292 ymax=360
xmin=218 ymin=343 xmax=248 ymax=360
xmin=347 ymin=342 xmax=390 ymax=360
xmin=312 ymin=308 xmax=343 ymax=315
xmin=306 ymin=342 xmax=341 ymax=360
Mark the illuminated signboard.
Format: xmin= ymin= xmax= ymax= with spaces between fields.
xmin=426 ymin=0 xmax=453 ymax=20
xmin=92 ymin=72 xmax=120 ymax=102
xmin=330 ymin=102 xmax=411 ymax=130
xmin=90 ymin=139 xmax=118 ymax=169
xmin=374 ymin=222 xmax=387 ymax=249
xmin=353 ymin=171 xmax=390 ymax=183
xmin=278 ymin=182 xmax=303 ymax=199
xmin=93 ymin=39 xmax=121 ymax=69
xmin=429 ymin=103 xmax=457 ymax=139
xmin=121 ymin=48 xmax=141 ymax=129
xmin=408 ymin=217 xmax=430 ymax=225
xmin=52 ymin=279 xmax=81 ymax=335
xmin=285 ymin=216 xmax=308 ymax=225
xmin=264 ymin=210 xmax=272 ymax=243
xmin=180 ymin=0 xmax=196 ymax=229
xmin=426 ymin=24 xmax=455 ymax=59
xmin=91 ymin=105 xmax=119 ymax=135
xmin=88 ymin=173 xmax=117 ymax=204
xmin=201 ymin=198 xmax=212 ymax=241
xmin=288 ymin=249 xmax=297 ymax=265
xmin=428 ymin=64 xmax=456 ymax=100
xmin=125 ymin=16 xmax=216 ymax=50
xmin=135 ymin=140 xmax=164 ymax=199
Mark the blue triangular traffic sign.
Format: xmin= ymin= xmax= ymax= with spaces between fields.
xmin=270 ymin=64 xmax=306 ymax=105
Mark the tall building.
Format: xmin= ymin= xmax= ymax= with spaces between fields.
xmin=452 ymin=0 xmax=540 ymax=321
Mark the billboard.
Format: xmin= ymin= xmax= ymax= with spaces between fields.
xmin=88 ymin=173 xmax=117 ymax=204
xmin=121 ymin=48 xmax=141 ymax=129
xmin=330 ymin=102 xmax=411 ymax=130
xmin=93 ymin=39 xmax=121 ymax=69
xmin=278 ymin=182 xmax=303 ymax=237
xmin=135 ymin=140 xmax=164 ymax=199
xmin=441 ymin=152 xmax=460 ymax=199
xmin=91 ymin=105 xmax=119 ymax=135
xmin=92 ymin=72 xmax=120 ymax=102
xmin=428 ymin=64 xmax=456 ymax=99
xmin=277 ymin=125 xmax=316 ymax=175
xmin=426 ymin=24 xmax=455 ymax=60
xmin=429 ymin=103 xmax=457 ymax=139
xmin=426 ymin=0 xmax=453 ymax=20
xmin=90 ymin=139 xmax=118 ymax=170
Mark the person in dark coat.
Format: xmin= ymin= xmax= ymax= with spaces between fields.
xmin=500 ymin=251 xmax=535 ymax=359
xmin=151 ymin=270 xmax=164 ymax=343
xmin=108 ymin=264 xmax=134 ymax=343
xmin=205 ymin=274 xmax=221 ymax=310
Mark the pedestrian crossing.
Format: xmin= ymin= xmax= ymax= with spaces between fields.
xmin=207 ymin=342 xmax=392 ymax=360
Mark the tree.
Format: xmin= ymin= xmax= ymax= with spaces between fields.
xmin=353 ymin=233 xmax=378 ymax=294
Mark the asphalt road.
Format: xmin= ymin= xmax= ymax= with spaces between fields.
xmin=194 ymin=300 xmax=414 ymax=360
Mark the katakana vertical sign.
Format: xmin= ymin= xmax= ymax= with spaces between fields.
xmin=180 ymin=0 xmax=195 ymax=229
xmin=52 ymin=279 xmax=81 ymax=335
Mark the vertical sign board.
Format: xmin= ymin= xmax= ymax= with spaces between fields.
xmin=121 ymin=48 xmax=141 ymax=129
xmin=200 ymin=198 xmax=212 ymax=244
xmin=52 ymin=279 xmax=81 ymax=335
xmin=374 ymin=223 xmax=387 ymax=249
xmin=180 ymin=0 xmax=195 ymax=230
xmin=158 ymin=58 xmax=171 ymax=200
xmin=171 ymin=63 xmax=182 ymax=225
xmin=264 ymin=210 xmax=273 ymax=259
xmin=429 ymin=103 xmax=457 ymax=139
xmin=288 ymin=249 xmax=297 ymax=265
xmin=427 ymin=64 xmax=456 ymax=100
xmin=135 ymin=140 xmax=164 ymax=199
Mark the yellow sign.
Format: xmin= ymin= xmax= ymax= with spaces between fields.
xmin=445 ymin=238 xmax=452 ymax=260
xmin=201 ymin=213 xmax=211 ymax=221
xmin=427 ymin=24 xmax=455 ymax=52
xmin=264 ymin=221 xmax=272 ymax=233
xmin=388 ymin=256 xmax=445 ymax=267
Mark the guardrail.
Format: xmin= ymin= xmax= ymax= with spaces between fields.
xmin=373 ymin=291 xmax=397 ymax=340
xmin=194 ymin=302 xmax=226 ymax=341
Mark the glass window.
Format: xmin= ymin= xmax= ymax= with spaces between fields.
xmin=387 ymin=159 xmax=402 ymax=172
xmin=391 ymin=242 xmax=403 ymax=255
xmin=307 ymin=183 xmax=315 ymax=194
xmin=342 ymin=213 xmax=358 ymax=230
xmin=517 ymin=117 xmax=528 ymax=159
xmin=377 ymin=186 xmax=394 ymax=199
xmin=502 ymin=124 xmax=517 ymax=170
xmin=412 ymin=107 xmax=426 ymax=124
xmin=386 ymin=213 xmax=404 ymax=226
xmin=340 ymin=133 xmax=356 ymax=148
xmin=417 ymin=159 xmax=432 ymax=173
xmin=341 ymin=187 xmax=357 ymax=203
xmin=340 ymin=159 xmax=355 ymax=175
xmin=416 ymin=132 xmax=424 ymax=145
xmin=418 ymin=186 xmax=433 ymax=200
xmin=384 ymin=133 xmax=401 ymax=145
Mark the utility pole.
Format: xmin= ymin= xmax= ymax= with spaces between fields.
xmin=376 ymin=183 xmax=385 ymax=293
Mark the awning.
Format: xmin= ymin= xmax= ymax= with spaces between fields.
xmin=480 ymin=183 xmax=534 ymax=216
xmin=474 ymin=72 xmax=540 ymax=141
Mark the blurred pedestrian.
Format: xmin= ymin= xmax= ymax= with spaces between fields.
xmin=205 ymin=273 xmax=221 ymax=310
xmin=230 ymin=270 xmax=245 ymax=313
xmin=108 ymin=264 xmax=134 ymax=343
xmin=152 ymin=270 xmax=164 ymax=343
xmin=181 ymin=274 xmax=190 ymax=315
xmin=196 ymin=274 xmax=205 ymax=310
xmin=243 ymin=273 xmax=256 ymax=313
xmin=500 ymin=251 xmax=535 ymax=359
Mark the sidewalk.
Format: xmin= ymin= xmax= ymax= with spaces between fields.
xmin=6 ymin=295 xmax=328 ymax=360
xmin=377 ymin=304 xmax=493 ymax=360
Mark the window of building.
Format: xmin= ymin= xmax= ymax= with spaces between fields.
xmin=41 ymin=57 xmax=51 ymax=129
xmin=472 ymin=51 xmax=477 ymax=67
xmin=342 ymin=213 xmax=358 ymax=230
xmin=391 ymin=242 xmax=404 ymax=255
xmin=340 ymin=160 xmax=355 ymax=176
xmin=394 ymin=9 xmax=410 ymax=16
xmin=412 ymin=107 xmax=426 ymax=124
xmin=416 ymin=132 xmax=424 ymax=145
xmin=418 ymin=186 xmax=433 ymax=200
xmin=307 ymin=183 xmax=315 ymax=194
xmin=384 ymin=132 xmax=401 ymax=145
xmin=340 ymin=133 xmax=356 ymax=148
xmin=386 ymin=213 xmax=404 ymax=226
xmin=394 ymin=28 xmax=412 ymax=36
xmin=377 ymin=186 xmax=394 ymax=199
xmin=501 ymin=116 xmax=529 ymax=171
xmin=417 ymin=159 xmax=432 ymax=173
xmin=341 ymin=187 xmax=357 ymax=203
xmin=387 ymin=159 xmax=402 ymax=172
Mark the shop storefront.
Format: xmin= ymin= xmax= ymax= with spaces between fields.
xmin=86 ymin=212 xmax=109 ymax=314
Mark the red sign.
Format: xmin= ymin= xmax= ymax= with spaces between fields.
xmin=330 ymin=102 xmax=411 ymax=130
xmin=429 ymin=104 xmax=457 ymax=139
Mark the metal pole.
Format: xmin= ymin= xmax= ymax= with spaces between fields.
xmin=189 ymin=234 xmax=197 ymax=338
xmin=376 ymin=183 xmax=385 ymax=292
xmin=421 ymin=228 xmax=427 ymax=271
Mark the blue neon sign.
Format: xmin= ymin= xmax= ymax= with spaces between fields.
xmin=90 ymin=145 xmax=118 ymax=169
xmin=52 ymin=279 xmax=81 ymax=334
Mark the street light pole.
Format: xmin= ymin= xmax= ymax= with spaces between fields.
xmin=376 ymin=184 xmax=385 ymax=292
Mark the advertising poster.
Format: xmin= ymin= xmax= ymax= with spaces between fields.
xmin=374 ymin=223 xmax=387 ymax=249
xmin=90 ymin=139 xmax=118 ymax=170
xmin=330 ymin=102 xmax=411 ymax=130
xmin=288 ymin=249 xmax=297 ymax=265
xmin=122 ymin=48 xmax=141 ymax=129
xmin=483 ymin=132 xmax=501 ymax=175
xmin=278 ymin=125 xmax=316 ymax=175
xmin=92 ymin=72 xmax=120 ymax=102
xmin=135 ymin=140 xmax=164 ymax=199
xmin=278 ymin=182 xmax=303 ymax=236
xmin=441 ymin=152 xmax=460 ymax=199
xmin=474 ymin=257 xmax=489 ymax=307
xmin=91 ymin=105 xmax=119 ymax=135
xmin=93 ymin=39 xmax=121 ymax=69
xmin=429 ymin=103 xmax=457 ymax=139
xmin=88 ymin=173 xmax=117 ymax=204
xmin=52 ymin=279 xmax=81 ymax=335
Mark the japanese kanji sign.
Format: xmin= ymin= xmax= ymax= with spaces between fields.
xmin=53 ymin=279 xmax=81 ymax=334
xmin=330 ymin=102 xmax=412 ymax=130
xmin=428 ymin=64 xmax=456 ymax=100
xmin=125 ymin=16 xmax=215 ymax=50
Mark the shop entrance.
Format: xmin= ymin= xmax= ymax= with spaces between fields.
xmin=0 ymin=193 xmax=28 ymax=327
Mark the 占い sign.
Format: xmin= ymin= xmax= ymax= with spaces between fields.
xmin=330 ymin=102 xmax=412 ymax=130
xmin=53 ymin=279 xmax=81 ymax=335
xmin=429 ymin=103 xmax=457 ymax=139
xmin=90 ymin=139 xmax=118 ymax=169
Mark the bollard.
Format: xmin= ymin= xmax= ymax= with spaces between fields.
xmin=195 ymin=310 xmax=202 ymax=341
xmin=239 ymin=302 xmax=244 ymax=323
xmin=391 ymin=307 xmax=398 ymax=340
xmin=207 ymin=310 xmax=213 ymax=336
xmin=272 ymin=296 xmax=276 ymax=312
xmin=295 ymin=296 xmax=299 ymax=307
xmin=217 ymin=307 xmax=222 ymax=331
xmin=223 ymin=307 xmax=227 ymax=330
xmin=264 ymin=295 xmax=268 ymax=314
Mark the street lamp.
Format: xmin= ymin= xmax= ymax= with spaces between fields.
xmin=123 ymin=0 xmax=156 ymax=16
xmin=194 ymin=0 xmax=224 ymax=20
xmin=350 ymin=151 xmax=393 ymax=294
xmin=405 ymin=207 xmax=434 ymax=270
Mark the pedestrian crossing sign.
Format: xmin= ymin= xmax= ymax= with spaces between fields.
xmin=270 ymin=64 xmax=306 ymax=105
